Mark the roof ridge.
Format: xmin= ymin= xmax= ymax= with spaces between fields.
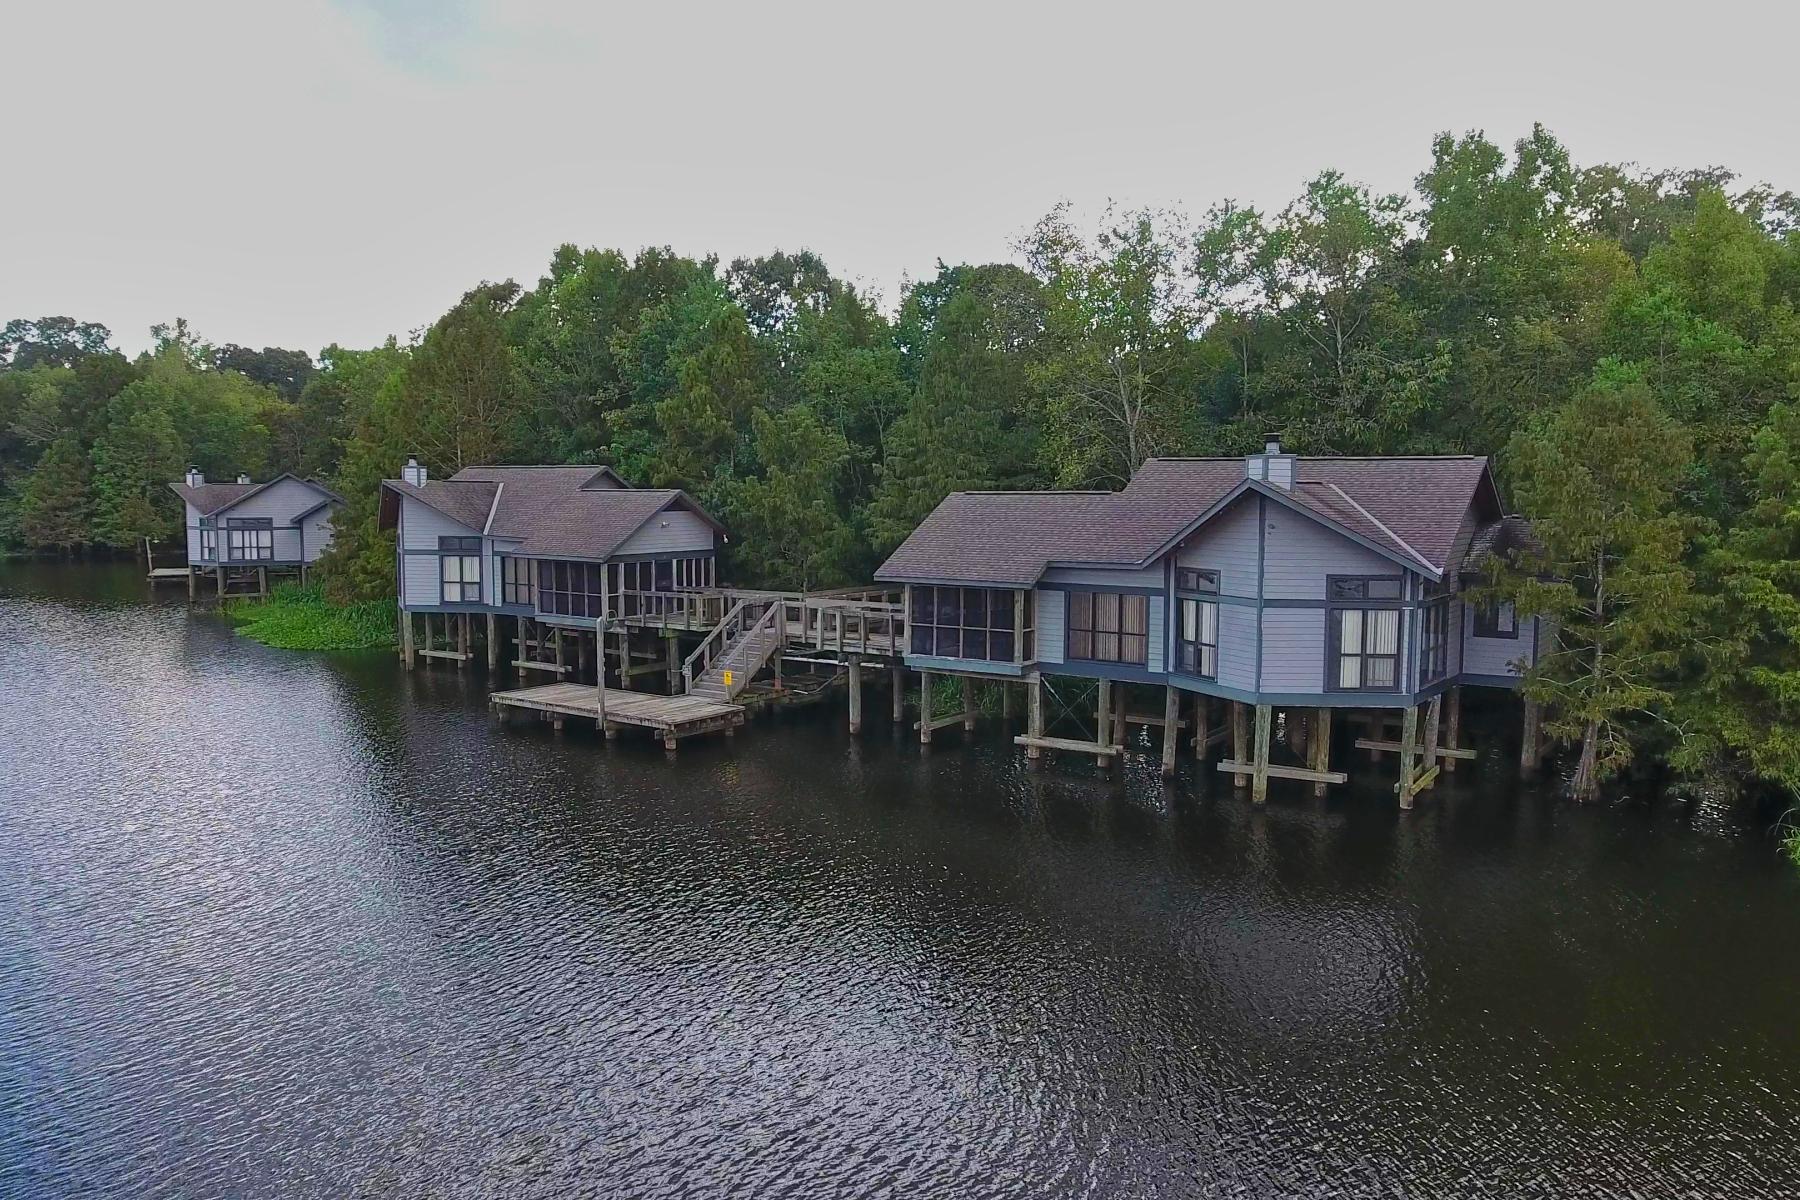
xmin=953 ymin=489 xmax=1112 ymax=496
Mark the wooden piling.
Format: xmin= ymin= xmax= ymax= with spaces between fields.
xmin=848 ymin=658 xmax=863 ymax=733
xmin=1421 ymin=694 xmax=1443 ymax=792
xmin=1444 ymin=686 xmax=1463 ymax=773
xmin=919 ymin=670 xmax=934 ymax=744
xmin=1026 ymin=674 xmax=1044 ymax=761
xmin=1095 ymin=680 xmax=1113 ymax=768
xmin=1311 ymin=707 xmax=1332 ymax=798
xmin=891 ymin=663 xmax=904 ymax=722
xmin=402 ymin=610 xmax=415 ymax=669
xmin=1252 ymin=704 xmax=1272 ymax=803
xmin=1521 ymin=697 xmax=1542 ymax=775
xmin=1157 ymin=686 xmax=1178 ymax=777
xmin=1231 ymin=702 xmax=1248 ymax=788
xmin=1399 ymin=704 xmax=1420 ymax=809
xmin=962 ymin=677 xmax=976 ymax=733
xmin=487 ymin=613 xmax=499 ymax=671
xmin=1193 ymin=695 xmax=1210 ymax=761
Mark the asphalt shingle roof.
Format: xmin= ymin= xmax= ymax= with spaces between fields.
xmin=169 ymin=474 xmax=343 ymax=518
xmin=876 ymin=455 xmax=1496 ymax=585
xmin=382 ymin=466 xmax=721 ymax=560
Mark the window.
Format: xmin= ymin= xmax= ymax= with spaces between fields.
xmin=226 ymin=518 xmax=273 ymax=561
xmin=1067 ymin=591 xmax=1149 ymax=666
xmin=439 ymin=536 xmax=482 ymax=603
xmin=1420 ymin=598 xmax=1449 ymax=683
xmin=501 ymin=556 xmax=534 ymax=606
xmin=1474 ymin=600 xmax=1518 ymax=639
xmin=199 ymin=520 xmax=217 ymax=560
xmin=539 ymin=560 xmax=603 ymax=617
xmin=908 ymin=586 xmax=1022 ymax=662
xmin=1177 ymin=596 xmax=1219 ymax=678
xmin=1333 ymin=608 xmax=1401 ymax=690
xmin=670 ymin=556 xmax=713 ymax=589
xmin=1176 ymin=567 xmax=1219 ymax=594
xmin=1328 ymin=575 xmax=1403 ymax=601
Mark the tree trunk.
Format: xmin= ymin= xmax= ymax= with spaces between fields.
xmin=1571 ymin=720 xmax=1601 ymax=802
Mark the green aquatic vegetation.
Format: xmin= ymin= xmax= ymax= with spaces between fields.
xmin=226 ymin=582 xmax=395 ymax=651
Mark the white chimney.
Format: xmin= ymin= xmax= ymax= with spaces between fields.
xmin=1247 ymin=436 xmax=1295 ymax=490
xmin=236 ymin=473 xmax=251 ymax=485
xmin=402 ymin=456 xmax=428 ymax=487
xmin=184 ymin=466 xmax=204 ymax=488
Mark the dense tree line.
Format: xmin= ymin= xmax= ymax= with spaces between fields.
xmin=4 ymin=125 xmax=1798 ymax=803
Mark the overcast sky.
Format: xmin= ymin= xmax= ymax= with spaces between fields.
xmin=6 ymin=0 xmax=1796 ymax=357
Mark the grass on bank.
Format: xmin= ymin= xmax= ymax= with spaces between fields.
xmin=226 ymin=582 xmax=396 ymax=651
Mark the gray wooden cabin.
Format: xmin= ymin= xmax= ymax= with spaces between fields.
xmin=876 ymin=441 xmax=1541 ymax=801
xmin=378 ymin=458 xmax=726 ymax=661
xmin=170 ymin=468 xmax=343 ymax=594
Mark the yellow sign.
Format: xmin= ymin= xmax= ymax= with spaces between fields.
xmin=723 ymin=670 xmax=734 ymax=687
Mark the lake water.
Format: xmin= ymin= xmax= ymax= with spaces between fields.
xmin=2 ymin=562 xmax=1797 ymax=1198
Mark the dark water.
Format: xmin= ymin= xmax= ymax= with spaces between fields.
xmin=2 ymin=563 xmax=1797 ymax=1199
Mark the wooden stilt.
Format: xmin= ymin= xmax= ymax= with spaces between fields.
xmin=402 ymin=609 xmax=416 ymax=669
xmin=187 ymin=567 xmax=197 ymax=602
xmin=1193 ymin=695 xmax=1210 ymax=761
xmin=962 ymin=677 xmax=976 ymax=733
xmin=554 ymin=627 xmax=564 ymax=678
xmin=1001 ymin=683 xmax=1013 ymax=721
xmin=1444 ymin=686 xmax=1463 ymax=773
xmin=487 ymin=613 xmax=499 ymax=671
xmin=1290 ymin=708 xmax=1310 ymax=759
xmin=1252 ymin=704 xmax=1272 ymax=803
xmin=1231 ymin=702 xmax=1248 ymax=788
xmin=616 ymin=628 xmax=631 ymax=691
xmin=258 ymin=566 xmax=267 ymax=597
xmin=1027 ymin=673 xmax=1044 ymax=760
xmin=665 ymin=633 xmax=679 ymax=693
xmin=892 ymin=663 xmax=904 ymax=722
xmin=1095 ymin=680 xmax=1113 ymax=768
xmin=1521 ymin=697 xmax=1542 ymax=775
xmin=1399 ymin=704 xmax=1420 ymax=810
xmin=1161 ymin=685 xmax=1180 ymax=777
xmin=919 ymin=671 xmax=934 ymax=744
xmin=1311 ymin=707 xmax=1332 ymax=798
xmin=458 ymin=614 xmax=470 ymax=670
xmin=216 ymin=566 xmax=224 ymax=598
xmin=1421 ymin=694 xmax=1443 ymax=792
xmin=848 ymin=658 xmax=863 ymax=734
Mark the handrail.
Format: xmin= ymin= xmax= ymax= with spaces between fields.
xmin=682 ymin=597 xmax=750 ymax=691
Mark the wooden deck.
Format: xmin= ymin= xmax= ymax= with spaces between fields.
xmin=489 ymin=682 xmax=744 ymax=748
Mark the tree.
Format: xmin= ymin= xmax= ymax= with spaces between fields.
xmin=1669 ymin=401 xmax=1800 ymax=793
xmin=0 ymin=317 xmax=113 ymax=370
xmin=1499 ymin=370 xmax=1696 ymax=800
xmin=406 ymin=282 xmax=524 ymax=473
xmin=726 ymin=407 xmax=856 ymax=590
xmin=211 ymin=344 xmax=316 ymax=402
xmin=89 ymin=382 xmax=186 ymax=548
xmin=10 ymin=433 xmax=92 ymax=551
xmin=1023 ymin=205 xmax=1197 ymax=485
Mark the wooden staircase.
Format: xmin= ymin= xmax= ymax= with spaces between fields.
xmin=683 ymin=600 xmax=785 ymax=702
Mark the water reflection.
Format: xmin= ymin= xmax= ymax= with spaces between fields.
xmin=1 ymin=562 xmax=1797 ymax=1198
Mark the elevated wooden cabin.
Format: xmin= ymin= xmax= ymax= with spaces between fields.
xmin=169 ymin=468 xmax=343 ymax=594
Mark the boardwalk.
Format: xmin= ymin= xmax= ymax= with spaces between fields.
xmin=489 ymin=682 xmax=744 ymax=749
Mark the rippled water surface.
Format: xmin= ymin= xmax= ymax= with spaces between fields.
xmin=2 ymin=563 xmax=1798 ymax=1198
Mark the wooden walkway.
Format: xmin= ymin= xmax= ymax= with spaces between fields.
xmin=489 ymin=682 xmax=744 ymax=749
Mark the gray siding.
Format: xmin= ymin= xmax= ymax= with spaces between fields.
xmin=1216 ymin=604 xmax=1257 ymax=691
xmin=1261 ymin=503 xmax=1396 ymax=599
xmin=1039 ymin=563 xmax=1165 ymax=589
xmin=299 ymin=506 xmax=337 ymax=564
xmin=184 ymin=503 xmax=203 ymax=561
xmin=399 ymin=495 xmax=480 ymax=550
xmin=615 ymin=508 xmax=715 ymax=556
xmin=1034 ymin=588 xmax=1065 ymax=665
xmin=1175 ymin=494 xmax=1259 ymax=598
xmin=1146 ymin=595 xmax=1166 ymax=674
xmin=228 ymin=478 xmax=329 ymax=524
xmin=1259 ymin=609 xmax=1326 ymax=692
xmin=1462 ymin=604 xmax=1533 ymax=678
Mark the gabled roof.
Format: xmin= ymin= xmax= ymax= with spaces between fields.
xmin=875 ymin=455 xmax=1499 ymax=586
xmin=1461 ymin=515 xmax=1541 ymax=577
xmin=378 ymin=464 xmax=725 ymax=560
xmin=168 ymin=473 xmax=343 ymax=519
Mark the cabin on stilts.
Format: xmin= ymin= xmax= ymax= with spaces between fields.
xmin=169 ymin=468 xmax=343 ymax=599
xmin=873 ymin=440 xmax=1543 ymax=806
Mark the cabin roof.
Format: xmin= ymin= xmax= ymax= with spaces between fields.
xmin=168 ymin=473 xmax=343 ymax=519
xmin=1460 ymin=514 xmax=1541 ymax=577
xmin=875 ymin=455 xmax=1497 ymax=586
xmin=379 ymin=464 xmax=724 ymax=558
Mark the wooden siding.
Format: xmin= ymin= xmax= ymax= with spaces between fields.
xmin=1462 ymin=604 xmax=1532 ymax=677
xmin=225 ymin=478 xmax=330 ymax=525
xmin=1034 ymin=588 xmax=1065 ymax=665
xmin=1260 ymin=503 xmax=1396 ymax=599
xmin=299 ymin=506 xmax=337 ymax=564
xmin=403 ymin=552 xmax=443 ymax=607
xmin=1174 ymin=493 xmax=1259 ymax=598
xmin=615 ymin=508 xmax=715 ymax=556
xmin=1259 ymin=609 xmax=1325 ymax=692
xmin=184 ymin=503 xmax=203 ymax=560
xmin=1146 ymin=596 xmax=1166 ymax=674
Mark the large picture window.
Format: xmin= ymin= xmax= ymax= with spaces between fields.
xmin=439 ymin=536 xmax=482 ymax=603
xmin=909 ymin=586 xmax=1021 ymax=662
xmin=539 ymin=560 xmax=603 ymax=617
xmin=1068 ymin=591 xmax=1149 ymax=666
xmin=500 ymin=555 xmax=534 ymax=606
xmin=1333 ymin=608 xmax=1401 ymax=690
xmin=226 ymin=518 xmax=273 ymax=561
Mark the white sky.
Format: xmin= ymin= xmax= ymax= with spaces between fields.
xmin=5 ymin=0 xmax=1796 ymax=357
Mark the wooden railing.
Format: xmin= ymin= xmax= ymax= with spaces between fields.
xmin=613 ymin=588 xmax=727 ymax=629
xmin=681 ymin=597 xmax=754 ymax=691
xmin=777 ymin=596 xmax=906 ymax=658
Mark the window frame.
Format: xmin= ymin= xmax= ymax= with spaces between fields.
xmin=500 ymin=555 xmax=534 ymax=607
xmin=1420 ymin=596 xmax=1450 ymax=684
xmin=1176 ymin=595 xmax=1219 ymax=679
xmin=1473 ymin=599 xmax=1519 ymax=639
xmin=908 ymin=585 xmax=1023 ymax=663
xmin=1066 ymin=589 xmax=1150 ymax=667
xmin=1176 ymin=567 xmax=1220 ymax=595
xmin=199 ymin=518 xmax=217 ymax=561
xmin=1326 ymin=574 xmax=1405 ymax=693
xmin=438 ymin=536 xmax=483 ymax=604
xmin=225 ymin=517 xmax=274 ymax=562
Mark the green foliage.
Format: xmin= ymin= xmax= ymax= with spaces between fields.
xmin=226 ymin=582 xmax=396 ymax=651
xmin=726 ymin=407 xmax=855 ymax=589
